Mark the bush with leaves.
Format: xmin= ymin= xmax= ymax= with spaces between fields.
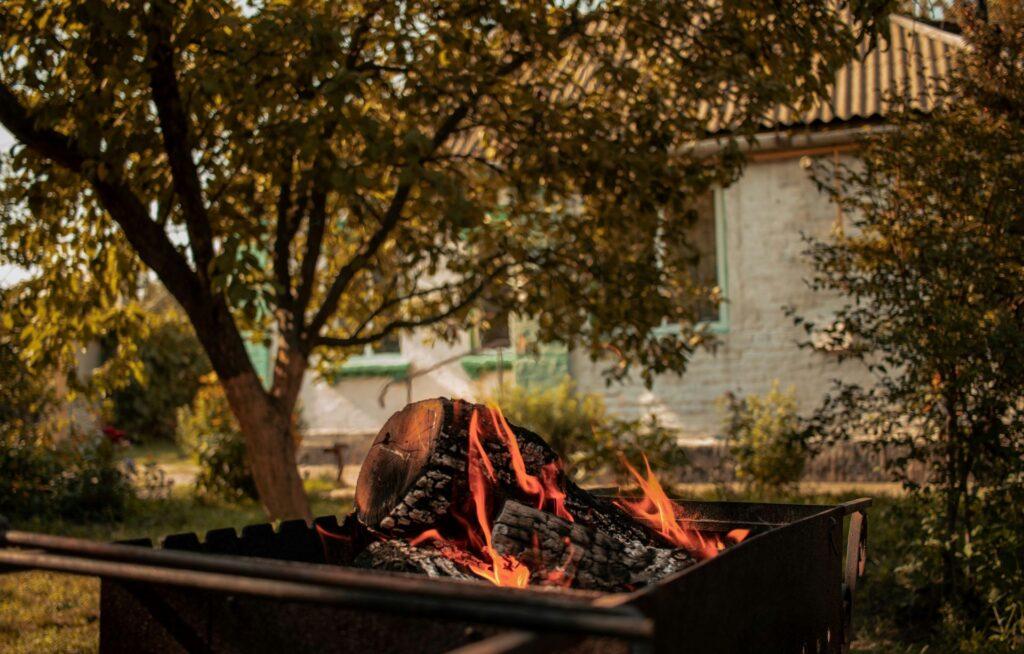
xmin=176 ymin=380 xmax=257 ymax=503
xmin=105 ymin=311 xmax=211 ymax=443
xmin=720 ymin=381 xmax=807 ymax=493
xmin=1 ymin=303 xmax=134 ymax=521
xmin=0 ymin=430 xmax=134 ymax=522
xmin=494 ymin=378 xmax=686 ymax=482
xmin=796 ymin=4 xmax=1024 ymax=647
xmin=493 ymin=379 xmax=606 ymax=463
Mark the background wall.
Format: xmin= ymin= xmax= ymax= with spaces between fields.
xmin=298 ymin=332 xmax=512 ymax=462
xmin=570 ymin=153 xmax=873 ymax=443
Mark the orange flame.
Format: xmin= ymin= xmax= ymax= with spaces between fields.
xmin=403 ymin=403 xmax=751 ymax=588
xmin=541 ymin=535 xmax=577 ymax=588
xmin=488 ymin=406 xmax=573 ymax=522
xmin=408 ymin=405 xmax=580 ymax=588
xmin=466 ymin=408 xmax=531 ymax=586
xmin=615 ymin=454 xmax=749 ymax=559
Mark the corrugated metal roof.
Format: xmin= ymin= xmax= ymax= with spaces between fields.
xmin=446 ymin=14 xmax=964 ymax=158
xmin=763 ymin=15 xmax=964 ymax=130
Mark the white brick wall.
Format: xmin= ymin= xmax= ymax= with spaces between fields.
xmin=570 ymin=154 xmax=872 ymax=443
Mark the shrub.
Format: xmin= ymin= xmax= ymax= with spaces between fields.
xmin=794 ymin=6 xmax=1024 ymax=644
xmin=0 ymin=431 xmax=133 ymax=521
xmin=721 ymin=381 xmax=807 ymax=493
xmin=105 ymin=311 xmax=211 ymax=443
xmin=494 ymin=378 xmax=607 ymax=463
xmin=176 ymin=379 xmax=257 ymax=502
xmin=1 ymin=317 xmax=133 ymax=521
xmin=494 ymin=377 xmax=686 ymax=482
xmin=576 ymin=414 xmax=689 ymax=483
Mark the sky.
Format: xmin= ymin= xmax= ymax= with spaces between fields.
xmin=0 ymin=125 xmax=31 ymax=288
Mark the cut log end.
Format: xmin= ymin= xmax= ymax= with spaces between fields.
xmin=355 ymin=398 xmax=447 ymax=528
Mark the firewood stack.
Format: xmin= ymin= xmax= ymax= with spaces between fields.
xmin=349 ymin=397 xmax=697 ymax=591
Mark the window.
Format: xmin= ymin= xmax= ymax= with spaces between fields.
xmin=477 ymin=309 xmax=511 ymax=349
xmin=369 ymin=331 xmax=402 ymax=355
xmin=661 ymin=188 xmax=728 ymax=330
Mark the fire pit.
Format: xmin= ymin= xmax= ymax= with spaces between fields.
xmin=0 ymin=397 xmax=870 ymax=653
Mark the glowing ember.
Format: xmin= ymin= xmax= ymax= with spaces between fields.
xmin=540 ymin=536 xmax=577 ymax=588
xmin=727 ymin=528 xmax=750 ymax=543
xmin=615 ymin=454 xmax=749 ymax=559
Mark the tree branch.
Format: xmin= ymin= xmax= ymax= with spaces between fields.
xmin=143 ymin=0 xmax=215 ymax=279
xmin=305 ymin=181 xmax=412 ymax=338
xmin=294 ymin=183 xmax=327 ymax=324
xmin=304 ymin=52 xmax=533 ymax=342
xmin=303 ymin=7 xmax=600 ymax=345
xmin=0 ymin=82 xmax=203 ymax=314
xmin=273 ymin=165 xmax=296 ymax=309
xmin=348 ymin=276 xmax=477 ymax=339
xmin=314 ymin=272 xmax=497 ymax=349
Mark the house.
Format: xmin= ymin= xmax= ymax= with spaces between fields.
xmin=296 ymin=15 xmax=963 ymax=458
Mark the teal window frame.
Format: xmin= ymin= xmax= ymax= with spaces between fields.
xmin=329 ymin=339 xmax=410 ymax=381
xmin=460 ymin=351 xmax=516 ymax=379
xmin=655 ymin=186 xmax=730 ymax=337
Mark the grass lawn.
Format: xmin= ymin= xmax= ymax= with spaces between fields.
xmin=1 ymin=483 xmax=941 ymax=654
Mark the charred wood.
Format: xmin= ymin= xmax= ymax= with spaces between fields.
xmin=492 ymin=500 xmax=692 ymax=591
xmin=356 ymin=398 xmax=663 ymax=547
xmin=354 ymin=540 xmax=477 ymax=581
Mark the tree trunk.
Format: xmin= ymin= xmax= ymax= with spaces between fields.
xmin=221 ymin=369 xmax=311 ymax=521
xmin=941 ymin=388 xmax=963 ymax=602
xmin=183 ymin=296 xmax=311 ymax=521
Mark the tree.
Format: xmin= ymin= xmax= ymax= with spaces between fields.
xmin=105 ymin=308 xmax=211 ymax=443
xmin=0 ymin=0 xmax=892 ymax=519
xmin=798 ymin=2 xmax=1024 ymax=639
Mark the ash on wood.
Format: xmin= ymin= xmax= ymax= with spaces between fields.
xmin=353 ymin=397 xmax=696 ymax=590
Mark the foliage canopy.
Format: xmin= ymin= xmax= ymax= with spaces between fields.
xmin=0 ymin=0 xmax=893 ymax=517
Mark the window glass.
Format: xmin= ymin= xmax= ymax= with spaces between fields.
xmin=369 ymin=332 xmax=401 ymax=355
xmin=667 ymin=191 xmax=719 ymax=323
xmin=479 ymin=309 xmax=511 ymax=349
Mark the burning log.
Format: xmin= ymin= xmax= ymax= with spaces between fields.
xmin=491 ymin=500 xmax=692 ymax=591
xmin=352 ymin=397 xmax=699 ymax=590
xmin=356 ymin=398 xmax=676 ymax=547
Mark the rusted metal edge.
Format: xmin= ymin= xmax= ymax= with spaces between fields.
xmin=0 ymin=528 xmax=601 ymax=604
xmin=0 ymin=548 xmax=652 ymax=641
